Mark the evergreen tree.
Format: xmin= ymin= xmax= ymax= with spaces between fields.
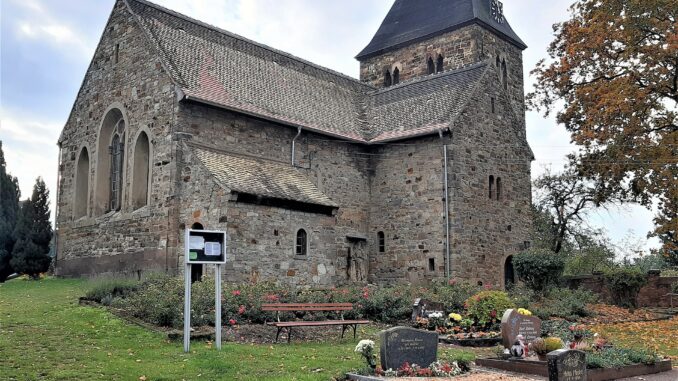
xmin=10 ymin=178 xmax=52 ymax=279
xmin=0 ymin=141 xmax=21 ymax=282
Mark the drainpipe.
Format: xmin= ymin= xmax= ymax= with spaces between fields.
xmin=439 ymin=129 xmax=451 ymax=280
xmin=291 ymin=127 xmax=302 ymax=167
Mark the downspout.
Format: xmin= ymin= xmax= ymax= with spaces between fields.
xmin=291 ymin=126 xmax=302 ymax=167
xmin=439 ymin=129 xmax=451 ymax=280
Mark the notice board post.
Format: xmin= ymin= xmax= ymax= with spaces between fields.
xmin=184 ymin=229 xmax=226 ymax=353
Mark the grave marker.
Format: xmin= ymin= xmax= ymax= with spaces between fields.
xmin=501 ymin=308 xmax=541 ymax=348
xmin=547 ymin=349 xmax=587 ymax=381
xmin=379 ymin=327 xmax=438 ymax=370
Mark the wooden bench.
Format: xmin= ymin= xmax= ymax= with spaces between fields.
xmin=261 ymin=303 xmax=370 ymax=343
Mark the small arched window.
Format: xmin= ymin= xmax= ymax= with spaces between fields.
xmin=378 ymin=231 xmax=385 ymax=253
xmin=501 ymin=59 xmax=508 ymax=89
xmin=496 ymin=55 xmax=501 ymax=68
xmin=436 ymin=54 xmax=444 ymax=73
xmin=392 ymin=67 xmax=400 ymax=85
xmin=384 ymin=70 xmax=392 ymax=87
xmin=74 ymin=147 xmax=90 ymax=219
xmin=427 ymin=57 xmax=435 ymax=74
xmin=132 ymin=131 xmax=151 ymax=210
xmin=295 ymin=229 xmax=308 ymax=256
xmin=496 ymin=177 xmax=502 ymax=200
xmin=109 ymin=119 xmax=125 ymax=212
xmin=489 ymin=175 xmax=495 ymax=200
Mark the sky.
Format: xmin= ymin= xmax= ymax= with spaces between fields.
xmin=0 ymin=0 xmax=661 ymax=253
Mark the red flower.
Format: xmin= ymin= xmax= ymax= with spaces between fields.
xmin=375 ymin=366 xmax=384 ymax=376
xmin=264 ymin=294 xmax=279 ymax=302
xmin=362 ymin=291 xmax=369 ymax=299
xmin=232 ymin=290 xmax=241 ymax=296
xmin=448 ymin=279 xmax=457 ymax=286
xmin=484 ymin=284 xmax=493 ymax=290
xmin=490 ymin=310 xmax=497 ymax=318
xmin=229 ymin=319 xmax=237 ymax=326
xmin=238 ymin=305 xmax=246 ymax=315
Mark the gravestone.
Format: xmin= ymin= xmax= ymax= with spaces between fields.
xmin=411 ymin=298 xmax=445 ymax=321
xmin=501 ymin=309 xmax=542 ymax=348
xmin=547 ymin=349 xmax=587 ymax=381
xmin=379 ymin=327 xmax=438 ymax=370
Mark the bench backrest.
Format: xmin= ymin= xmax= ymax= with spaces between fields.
xmin=261 ymin=303 xmax=353 ymax=312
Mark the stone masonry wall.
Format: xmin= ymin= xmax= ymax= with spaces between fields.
xmin=368 ymin=136 xmax=448 ymax=285
xmin=174 ymin=103 xmax=373 ymax=286
xmin=566 ymin=272 xmax=678 ymax=308
xmin=55 ymin=0 xmax=178 ymax=277
xmin=447 ymin=65 xmax=532 ymax=288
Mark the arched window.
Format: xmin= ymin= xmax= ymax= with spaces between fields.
xmin=436 ymin=54 xmax=444 ymax=73
xmin=74 ymin=147 xmax=90 ymax=219
xmin=504 ymin=256 xmax=515 ymax=289
xmin=392 ymin=67 xmax=400 ymax=85
xmin=496 ymin=55 xmax=501 ymax=68
xmin=109 ymin=119 xmax=125 ymax=211
xmin=95 ymin=108 xmax=126 ymax=215
xmin=383 ymin=70 xmax=392 ymax=87
xmin=295 ymin=229 xmax=307 ymax=256
xmin=378 ymin=231 xmax=385 ymax=253
xmin=489 ymin=175 xmax=495 ymax=199
xmin=132 ymin=131 xmax=150 ymax=210
xmin=496 ymin=177 xmax=502 ymax=200
xmin=427 ymin=57 xmax=435 ymax=74
xmin=501 ymin=59 xmax=508 ymax=89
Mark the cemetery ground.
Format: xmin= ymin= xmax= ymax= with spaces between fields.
xmin=2 ymin=278 xmax=677 ymax=380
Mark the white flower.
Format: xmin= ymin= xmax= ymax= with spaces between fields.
xmin=354 ymin=339 xmax=375 ymax=353
xmin=429 ymin=312 xmax=443 ymax=319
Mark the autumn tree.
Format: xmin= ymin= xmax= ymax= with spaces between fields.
xmin=528 ymin=0 xmax=678 ymax=253
xmin=0 ymin=141 xmax=21 ymax=282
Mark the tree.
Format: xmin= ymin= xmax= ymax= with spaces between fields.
xmin=10 ymin=178 xmax=52 ymax=279
xmin=528 ymin=0 xmax=678 ymax=253
xmin=0 ymin=141 xmax=20 ymax=282
xmin=533 ymin=166 xmax=616 ymax=253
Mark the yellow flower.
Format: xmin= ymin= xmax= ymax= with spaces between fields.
xmin=517 ymin=308 xmax=532 ymax=316
xmin=449 ymin=313 xmax=462 ymax=322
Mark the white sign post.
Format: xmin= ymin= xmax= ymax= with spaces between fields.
xmin=184 ymin=229 xmax=226 ymax=353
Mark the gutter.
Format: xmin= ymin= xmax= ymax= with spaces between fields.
xmin=291 ymin=126 xmax=302 ymax=167
xmin=439 ymin=129 xmax=451 ymax=280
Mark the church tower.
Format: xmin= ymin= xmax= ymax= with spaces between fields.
xmin=357 ymin=0 xmax=527 ymax=119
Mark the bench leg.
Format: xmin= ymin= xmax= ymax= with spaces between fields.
xmin=341 ymin=324 xmax=347 ymax=339
xmin=353 ymin=324 xmax=358 ymax=339
xmin=287 ymin=327 xmax=292 ymax=344
xmin=275 ymin=326 xmax=283 ymax=343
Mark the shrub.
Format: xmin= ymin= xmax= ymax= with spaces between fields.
xmin=531 ymin=338 xmax=548 ymax=355
xmin=671 ymin=281 xmax=678 ymax=294
xmin=514 ymin=250 xmax=565 ymax=293
xmin=531 ymin=288 xmax=597 ymax=321
xmin=464 ymin=291 xmax=515 ymax=327
xmin=112 ymin=273 xmax=184 ymax=328
xmin=85 ymin=278 xmax=139 ymax=305
xmin=604 ymin=267 xmax=647 ymax=308
xmin=586 ymin=347 xmax=659 ymax=369
xmin=541 ymin=320 xmax=572 ymax=341
xmin=424 ymin=281 xmax=481 ymax=312
xmin=544 ymin=337 xmax=564 ymax=352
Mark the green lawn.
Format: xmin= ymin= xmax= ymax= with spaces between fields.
xmin=0 ymin=278 xmax=473 ymax=380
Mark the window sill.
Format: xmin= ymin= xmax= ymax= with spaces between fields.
xmin=293 ymin=255 xmax=308 ymax=261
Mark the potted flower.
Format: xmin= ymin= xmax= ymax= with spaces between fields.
xmin=530 ymin=338 xmax=549 ymax=361
xmin=355 ymin=339 xmax=377 ymax=369
xmin=545 ymin=337 xmax=564 ymax=352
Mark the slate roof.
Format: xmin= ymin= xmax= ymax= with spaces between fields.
xmin=123 ymin=0 xmax=494 ymax=144
xmin=357 ymin=0 xmax=527 ymax=59
xmin=193 ymin=146 xmax=338 ymax=208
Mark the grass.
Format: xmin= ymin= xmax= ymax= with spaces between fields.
xmin=590 ymin=317 xmax=678 ymax=361
xmin=0 ymin=278 xmax=474 ymax=380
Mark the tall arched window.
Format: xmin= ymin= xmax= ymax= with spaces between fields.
xmin=436 ymin=54 xmax=444 ymax=73
xmin=496 ymin=177 xmax=502 ymax=200
xmin=384 ymin=70 xmax=392 ymax=87
xmin=378 ymin=231 xmax=385 ymax=253
xmin=109 ymin=119 xmax=125 ymax=212
xmin=496 ymin=55 xmax=501 ymax=68
xmin=392 ymin=67 xmax=400 ymax=85
xmin=501 ymin=59 xmax=508 ymax=89
xmin=95 ymin=108 xmax=126 ymax=215
xmin=191 ymin=222 xmax=204 ymax=282
xmin=504 ymin=255 xmax=515 ymax=289
xmin=427 ymin=57 xmax=435 ymax=74
xmin=132 ymin=131 xmax=150 ymax=210
xmin=74 ymin=147 xmax=90 ymax=219
xmin=295 ymin=229 xmax=308 ymax=256
xmin=489 ymin=175 xmax=495 ymax=199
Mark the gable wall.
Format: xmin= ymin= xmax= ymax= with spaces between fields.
xmin=55 ymin=0 xmax=179 ymax=277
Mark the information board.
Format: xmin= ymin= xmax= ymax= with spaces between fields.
xmin=185 ymin=229 xmax=226 ymax=264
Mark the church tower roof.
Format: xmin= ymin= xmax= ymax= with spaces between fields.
xmin=357 ymin=0 xmax=527 ymax=60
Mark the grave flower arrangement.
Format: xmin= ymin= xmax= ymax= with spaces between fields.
xmin=354 ymin=339 xmax=377 ymax=369
xmin=376 ymin=361 xmax=465 ymax=378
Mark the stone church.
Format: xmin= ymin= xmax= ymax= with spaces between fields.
xmin=55 ymin=0 xmax=533 ymax=288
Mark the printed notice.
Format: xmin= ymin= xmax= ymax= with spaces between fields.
xmin=205 ymin=242 xmax=221 ymax=256
xmin=189 ymin=251 xmax=198 ymax=260
xmin=189 ymin=236 xmax=205 ymax=250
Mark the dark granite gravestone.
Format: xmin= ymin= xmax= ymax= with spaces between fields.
xmin=547 ymin=350 xmax=587 ymax=381
xmin=411 ymin=298 xmax=445 ymax=321
xmin=379 ymin=327 xmax=438 ymax=370
xmin=501 ymin=309 xmax=542 ymax=348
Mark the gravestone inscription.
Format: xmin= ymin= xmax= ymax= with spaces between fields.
xmin=379 ymin=327 xmax=438 ymax=370
xmin=547 ymin=349 xmax=587 ymax=381
xmin=501 ymin=309 xmax=542 ymax=349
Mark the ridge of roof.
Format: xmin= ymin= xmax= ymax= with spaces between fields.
xmin=125 ymin=0 xmax=375 ymax=91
